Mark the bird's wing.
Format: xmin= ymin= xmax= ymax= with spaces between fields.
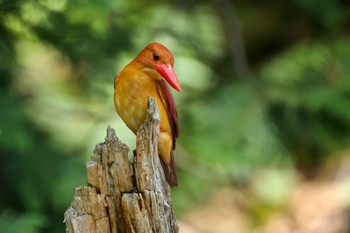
xmin=157 ymin=79 xmax=179 ymax=148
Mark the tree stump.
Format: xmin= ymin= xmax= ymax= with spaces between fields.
xmin=64 ymin=97 xmax=178 ymax=233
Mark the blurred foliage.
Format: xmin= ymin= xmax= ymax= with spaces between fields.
xmin=1 ymin=0 xmax=350 ymax=232
xmin=262 ymin=39 xmax=350 ymax=174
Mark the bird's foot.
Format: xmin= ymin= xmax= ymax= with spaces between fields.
xmin=133 ymin=149 xmax=137 ymax=162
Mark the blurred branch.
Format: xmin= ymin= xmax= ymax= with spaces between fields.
xmin=214 ymin=0 xmax=255 ymax=82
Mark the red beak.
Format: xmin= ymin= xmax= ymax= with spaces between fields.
xmin=155 ymin=63 xmax=182 ymax=92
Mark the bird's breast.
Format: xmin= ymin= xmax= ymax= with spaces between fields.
xmin=114 ymin=70 xmax=156 ymax=134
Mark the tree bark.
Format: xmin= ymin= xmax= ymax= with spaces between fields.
xmin=64 ymin=97 xmax=178 ymax=233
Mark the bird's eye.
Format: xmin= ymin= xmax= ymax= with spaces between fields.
xmin=153 ymin=53 xmax=159 ymax=61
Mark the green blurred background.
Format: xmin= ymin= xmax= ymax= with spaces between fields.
xmin=1 ymin=0 xmax=350 ymax=232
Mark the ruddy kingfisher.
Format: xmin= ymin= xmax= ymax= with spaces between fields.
xmin=113 ymin=42 xmax=181 ymax=186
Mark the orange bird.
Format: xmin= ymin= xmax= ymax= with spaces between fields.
xmin=114 ymin=42 xmax=181 ymax=186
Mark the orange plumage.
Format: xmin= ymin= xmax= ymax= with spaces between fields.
xmin=114 ymin=42 xmax=181 ymax=186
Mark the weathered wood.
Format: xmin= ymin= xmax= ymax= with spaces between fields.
xmin=64 ymin=97 xmax=178 ymax=233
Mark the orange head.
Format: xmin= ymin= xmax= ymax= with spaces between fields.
xmin=135 ymin=42 xmax=182 ymax=92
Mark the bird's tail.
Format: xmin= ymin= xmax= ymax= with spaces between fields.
xmin=160 ymin=150 xmax=178 ymax=187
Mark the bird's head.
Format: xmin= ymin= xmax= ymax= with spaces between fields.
xmin=135 ymin=42 xmax=182 ymax=92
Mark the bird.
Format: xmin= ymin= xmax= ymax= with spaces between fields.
xmin=113 ymin=42 xmax=181 ymax=186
